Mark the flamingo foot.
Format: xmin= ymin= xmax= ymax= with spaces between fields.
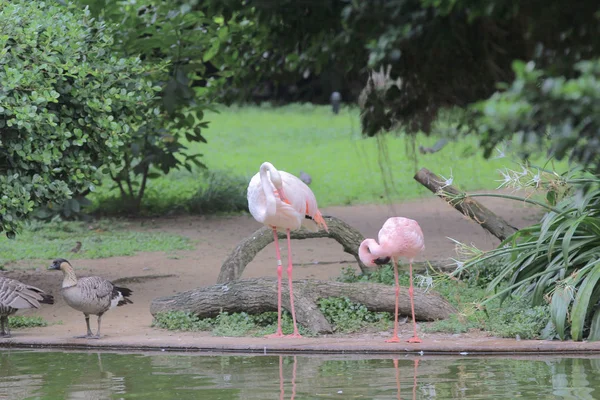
xmin=385 ymin=336 xmax=401 ymax=343
xmin=265 ymin=332 xmax=285 ymax=339
xmin=284 ymin=333 xmax=303 ymax=339
xmin=407 ymin=336 xmax=422 ymax=343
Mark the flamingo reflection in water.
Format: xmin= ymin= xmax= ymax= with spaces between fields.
xmin=278 ymin=355 xmax=297 ymax=400
xmin=393 ymin=358 xmax=420 ymax=400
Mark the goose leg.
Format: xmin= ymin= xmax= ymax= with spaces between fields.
xmin=74 ymin=314 xmax=94 ymax=338
xmin=93 ymin=313 xmax=103 ymax=339
xmin=0 ymin=316 xmax=10 ymax=338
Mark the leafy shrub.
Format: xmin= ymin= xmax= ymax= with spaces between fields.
xmin=0 ymin=0 xmax=158 ymax=236
xmin=474 ymin=58 xmax=600 ymax=175
xmin=77 ymin=0 xmax=237 ymax=213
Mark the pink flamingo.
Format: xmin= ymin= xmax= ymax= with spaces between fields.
xmin=247 ymin=162 xmax=328 ymax=338
xmin=358 ymin=217 xmax=425 ymax=343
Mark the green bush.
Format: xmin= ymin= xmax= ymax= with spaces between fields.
xmin=187 ymin=171 xmax=249 ymax=214
xmin=0 ymin=0 xmax=158 ymax=236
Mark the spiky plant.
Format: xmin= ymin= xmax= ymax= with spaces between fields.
xmin=452 ymin=166 xmax=600 ymax=341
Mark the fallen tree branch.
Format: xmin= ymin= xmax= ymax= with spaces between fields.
xmin=217 ymin=216 xmax=371 ymax=284
xmin=414 ymin=168 xmax=518 ymax=241
xmin=150 ymin=278 xmax=457 ymax=334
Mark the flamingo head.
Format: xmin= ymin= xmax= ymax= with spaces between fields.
xmin=358 ymin=239 xmax=391 ymax=267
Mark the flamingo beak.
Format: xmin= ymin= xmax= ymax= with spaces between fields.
xmin=374 ymin=256 xmax=391 ymax=265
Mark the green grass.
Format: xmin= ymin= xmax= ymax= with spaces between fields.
xmin=90 ymin=103 xmax=554 ymax=214
xmin=0 ymin=220 xmax=193 ymax=266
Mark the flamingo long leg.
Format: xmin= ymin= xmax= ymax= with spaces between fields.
xmin=265 ymin=227 xmax=284 ymax=338
xmin=386 ymin=257 xmax=401 ymax=343
xmin=285 ymin=228 xmax=302 ymax=338
xmin=407 ymin=260 xmax=422 ymax=343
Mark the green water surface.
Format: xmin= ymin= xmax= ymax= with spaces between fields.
xmin=0 ymin=350 xmax=598 ymax=399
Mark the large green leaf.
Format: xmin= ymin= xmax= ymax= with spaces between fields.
xmin=550 ymin=286 xmax=573 ymax=340
xmin=570 ymin=261 xmax=600 ymax=341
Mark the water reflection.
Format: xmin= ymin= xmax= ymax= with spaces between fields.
xmin=278 ymin=355 xmax=297 ymax=400
xmin=0 ymin=350 xmax=600 ymax=399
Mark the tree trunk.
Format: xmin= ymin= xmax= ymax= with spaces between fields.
xmin=217 ymin=216 xmax=372 ymax=284
xmin=150 ymin=278 xmax=457 ymax=334
xmin=413 ymin=167 xmax=518 ymax=241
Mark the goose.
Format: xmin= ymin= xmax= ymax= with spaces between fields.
xmin=0 ymin=276 xmax=54 ymax=337
xmin=48 ymin=258 xmax=133 ymax=339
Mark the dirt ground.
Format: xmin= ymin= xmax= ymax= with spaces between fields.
xmin=2 ymin=194 xmax=554 ymax=352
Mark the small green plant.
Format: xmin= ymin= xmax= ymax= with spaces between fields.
xmin=318 ymin=297 xmax=391 ymax=333
xmin=338 ymin=265 xmax=410 ymax=286
xmin=423 ymin=294 xmax=552 ymax=339
xmin=211 ymin=312 xmax=257 ymax=336
xmin=152 ymin=310 xmax=313 ymax=337
xmin=8 ymin=316 xmax=48 ymax=329
xmin=152 ymin=311 xmax=212 ymax=331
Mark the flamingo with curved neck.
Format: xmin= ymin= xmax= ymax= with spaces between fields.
xmin=359 ymin=217 xmax=425 ymax=343
xmin=247 ymin=161 xmax=328 ymax=338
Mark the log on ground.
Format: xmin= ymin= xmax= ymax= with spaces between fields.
xmin=150 ymin=278 xmax=457 ymax=334
xmin=217 ymin=216 xmax=372 ymax=284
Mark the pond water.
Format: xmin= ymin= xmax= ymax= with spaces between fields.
xmin=0 ymin=350 xmax=599 ymax=399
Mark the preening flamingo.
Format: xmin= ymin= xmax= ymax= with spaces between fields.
xmin=247 ymin=162 xmax=328 ymax=338
xmin=358 ymin=217 xmax=425 ymax=343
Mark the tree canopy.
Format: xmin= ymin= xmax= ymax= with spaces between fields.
xmin=196 ymin=0 xmax=600 ymax=172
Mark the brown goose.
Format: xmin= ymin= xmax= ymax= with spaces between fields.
xmin=48 ymin=258 xmax=133 ymax=339
xmin=0 ymin=277 xmax=54 ymax=337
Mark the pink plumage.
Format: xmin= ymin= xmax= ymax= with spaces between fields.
xmin=247 ymin=162 xmax=328 ymax=338
xmin=359 ymin=217 xmax=425 ymax=343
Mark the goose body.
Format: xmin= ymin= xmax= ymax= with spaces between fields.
xmin=49 ymin=258 xmax=132 ymax=339
xmin=0 ymin=276 xmax=54 ymax=337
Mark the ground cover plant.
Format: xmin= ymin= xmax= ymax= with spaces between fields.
xmin=0 ymin=220 xmax=192 ymax=267
xmin=152 ymin=263 xmax=550 ymax=339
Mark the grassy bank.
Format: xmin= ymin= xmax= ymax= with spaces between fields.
xmin=91 ymin=103 xmax=551 ymax=215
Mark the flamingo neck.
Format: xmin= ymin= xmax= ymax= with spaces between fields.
xmin=359 ymin=238 xmax=383 ymax=264
xmin=259 ymin=163 xmax=278 ymax=219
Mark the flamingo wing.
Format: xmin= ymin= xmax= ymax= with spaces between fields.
xmin=248 ymin=171 xmax=303 ymax=230
xmin=280 ymin=171 xmax=328 ymax=232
